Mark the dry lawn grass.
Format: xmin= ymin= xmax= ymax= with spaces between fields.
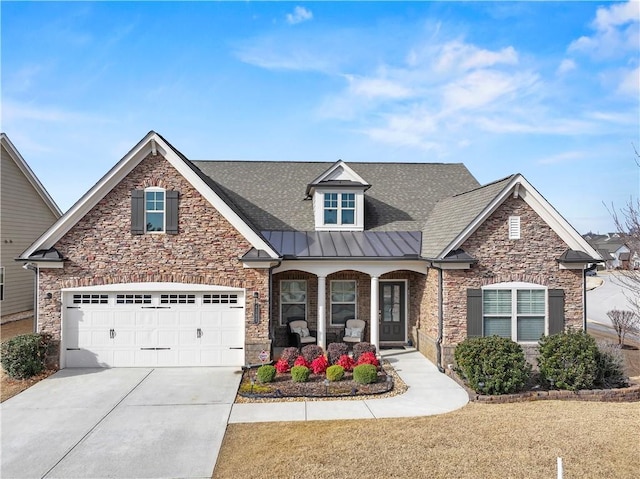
xmin=214 ymin=401 xmax=640 ymax=479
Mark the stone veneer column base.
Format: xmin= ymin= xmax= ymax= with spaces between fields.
xmin=245 ymin=340 xmax=272 ymax=365
xmin=417 ymin=330 xmax=437 ymax=364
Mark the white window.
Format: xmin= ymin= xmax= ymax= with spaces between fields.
xmin=483 ymin=283 xmax=546 ymax=342
xmin=0 ymin=267 xmax=4 ymax=301
xmin=281 ymin=280 xmax=307 ymax=325
xmin=330 ymin=280 xmax=356 ymax=326
xmin=509 ymin=216 xmax=521 ymax=240
xmin=324 ymin=193 xmax=355 ymax=226
xmin=145 ymin=188 xmax=165 ymax=232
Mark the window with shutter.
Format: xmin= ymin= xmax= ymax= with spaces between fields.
xmin=131 ymin=188 xmax=178 ymax=235
xmin=478 ymin=283 xmax=553 ymax=343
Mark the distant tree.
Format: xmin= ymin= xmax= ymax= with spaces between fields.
xmin=606 ymin=144 xmax=640 ymax=321
xmin=606 ymin=309 xmax=639 ymax=346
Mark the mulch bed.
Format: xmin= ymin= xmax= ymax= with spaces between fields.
xmin=236 ymin=360 xmax=406 ymax=402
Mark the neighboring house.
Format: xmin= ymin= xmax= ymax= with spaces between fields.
xmin=1 ymin=134 xmax=62 ymax=318
xmin=19 ymin=132 xmax=602 ymax=370
xmin=584 ymin=234 xmax=635 ymax=270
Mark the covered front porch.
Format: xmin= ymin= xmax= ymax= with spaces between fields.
xmin=271 ymin=259 xmax=429 ymax=351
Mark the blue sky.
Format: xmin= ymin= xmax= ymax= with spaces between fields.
xmin=2 ymin=1 xmax=638 ymax=234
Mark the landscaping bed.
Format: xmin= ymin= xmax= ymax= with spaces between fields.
xmin=236 ymin=358 xmax=406 ymax=402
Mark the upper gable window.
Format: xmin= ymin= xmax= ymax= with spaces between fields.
xmin=131 ymin=189 xmax=179 ymax=235
xmin=145 ymin=188 xmax=165 ymax=232
xmin=324 ymin=193 xmax=355 ymax=226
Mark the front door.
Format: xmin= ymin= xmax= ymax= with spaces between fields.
xmin=379 ymin=281 xmax=406 ymax=342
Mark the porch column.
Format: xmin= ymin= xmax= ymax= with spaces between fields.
xmin=317 ymin=275 xmax=326 ymax=350
xmin=370 ymin=275 xmax=379 ymax=351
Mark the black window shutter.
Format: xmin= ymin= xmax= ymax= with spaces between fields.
xmin=467 ymin=289 xmax=483 ymax=338
xmin=131 ymin=190 xmax=145 ymax=235
xmin=166 ymin=190 xmax=179 ymax=235
xmin=548 ymin=289 xmax=565 ymax=335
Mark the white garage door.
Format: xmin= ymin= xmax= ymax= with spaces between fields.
xmin=63 ymin=289 xmax=245 ymax=368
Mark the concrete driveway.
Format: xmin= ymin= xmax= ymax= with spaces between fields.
xmin=0 ymin=367 xmax=241 ymax=479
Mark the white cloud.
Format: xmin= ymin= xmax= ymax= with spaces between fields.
xmin=345 ymin=74 xmax=413 ymax=99
xmin=557 ymin=58 xmax=577 ymax=75
xmin=434 ymin=41 xmax=518 ymax=73
xmin=568 ymin=1 xmax=639 ymax=59
xmin=286 ymin=6 xmax=313 ymax=25
xmin=617 ymin=65 xmax=640 ymax=96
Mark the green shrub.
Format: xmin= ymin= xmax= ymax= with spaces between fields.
xmin=291 ymin=365 xmax=310 ymax=382
xmin=353 ymin=364 xmax=378 ymax=384
xmin=327 ymin=342 xmax=348 ymax=364
xmin=454 ymin=336 xmax=531 ymax=395
xmin=353 ymin=342 xmax=376 ymax=362
xmin=256 ymin=365 xmax=276 ymax=383
xmin=1 ymin=333 xmax=49 ymax=379
xmin=326 ymin=364 xmax=345 ymax=381
xmin=537 ymin=329 xmax=599 ymax=391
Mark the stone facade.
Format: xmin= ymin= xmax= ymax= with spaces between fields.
xmin=418 ymin=196 xmax=584 ymax=366
xmin=37 ymin=153 xmax=271 ymax=367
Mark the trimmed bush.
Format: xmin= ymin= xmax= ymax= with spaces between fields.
xmin=353 ymin=364 xmax=378 ymax=384
xmin=356 ymin=351 xmax=379 ymax=368
xmin=294 ymin=356 xmax=310 ymax=368
xmin=353 ymin=342 xmax=376 ymax=362
xmin=1 ymin=333 xmax=49 ymax=379
xmin=454 ymin=336 xmax=531 ymax=395
xmin=291 ymin=365 xmax=310 ymax=382
xmin=301 ymin=344 xmax=324 ymax=363
xmin=280 ymin=347 xmax=300 ymax=367
xmin=537 ymin=329 xmax=599 ymax=391
xmin=326 ymin=365 xmax=345 ymax=381
xmin=256 ymin=365 xmax=276 ymax=383
xmin=311 ymin=355 xmax=329 ymax=375
xmin=274 ymin=358 xmax=290 ymax=374
xmin=337 ymin=354 xmax=355 ymax=372
xmin=327 ymin=342 xmax=349 ymax=364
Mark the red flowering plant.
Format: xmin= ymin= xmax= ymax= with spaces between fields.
xmin=275 ymin=358 xmax=290 ymax=374
xmin=294 ymin=356 xmax=310 ymax=368
xmin=356 ymin=351 xmax=379 ymax=368
xmin=311 ymin=355 xmax=329 ymax=375
xmin=336 ymin=354 xmax=355 ymax=372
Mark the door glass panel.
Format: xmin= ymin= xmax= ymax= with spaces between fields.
xmin=382 ymin=284 xmax=401 ymax=322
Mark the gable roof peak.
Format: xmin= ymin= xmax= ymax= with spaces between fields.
xmin=306 ymin=159 xmax=371 ymax=196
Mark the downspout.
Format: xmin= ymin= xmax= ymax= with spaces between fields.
xmin=23 ymin=263 xmax=39 ymax=333
xmin=436 ymin=267 xmax=444 ymax=373
xmin=583 ymin=264 xmax=598 ymax=332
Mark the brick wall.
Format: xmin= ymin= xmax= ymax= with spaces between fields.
xmin=38 ymin=153 xmax=271 ymax=366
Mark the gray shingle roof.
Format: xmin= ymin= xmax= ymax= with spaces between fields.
xmin=192 ymin=161 xmax=480 ymax=233
xmin=421 ymin=176 xmax=515 ymax=259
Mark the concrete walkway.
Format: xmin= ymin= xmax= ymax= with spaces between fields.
xmin=229 ymin=348 xmax=469 ymax=423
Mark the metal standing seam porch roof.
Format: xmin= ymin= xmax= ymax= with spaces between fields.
xmin=262 ymin=230 xmax=422 ymax=259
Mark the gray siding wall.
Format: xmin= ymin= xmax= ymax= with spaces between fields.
xmin=1 ymin=144 xmax=59 ymax=316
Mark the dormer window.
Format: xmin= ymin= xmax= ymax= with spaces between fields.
xmin=308 ymin=160 xmax=369 ymax=231
xmin=324 ymin=193 xmax=355 ymax=225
